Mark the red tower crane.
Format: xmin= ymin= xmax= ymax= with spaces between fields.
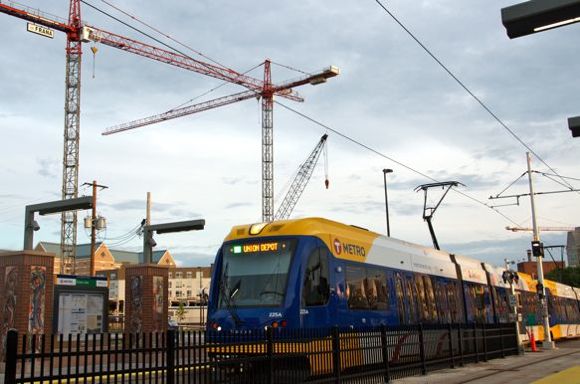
xmin=0 ymin=1 xmax=335 ymax=270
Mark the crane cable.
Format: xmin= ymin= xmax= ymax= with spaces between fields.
xmin=324 ymin=137 xmax=330 ymax=189
xmin=372 ymin=0 xmax=579 ymax=197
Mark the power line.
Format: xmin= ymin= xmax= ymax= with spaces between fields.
xmin=372 ymin=0 xmax=579 ymax=197
xmin=275 ymin=100 xmax=521 ymax=227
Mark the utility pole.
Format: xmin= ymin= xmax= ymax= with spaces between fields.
xmin=83 ymin=181 xmax=108 ymax=276
xmin=146 ymin=192 xmax=152 ymax=225
xmin=199 ymin=266 xmax=203 ymax=327
xmin=526 ymin=152 xmax=554 ymax=349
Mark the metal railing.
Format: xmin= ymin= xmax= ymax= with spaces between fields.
xmin=4 ymin=322 xmax=518 ymax=384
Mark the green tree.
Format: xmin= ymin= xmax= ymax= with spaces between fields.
xmin=175 ymin=301 xmax=186 ymax=322
xmin=545 ymin=266 xmax=580 ymax=287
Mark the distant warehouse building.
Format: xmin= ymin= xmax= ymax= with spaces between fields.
xmin=567 ymin=227 xmax=580 ymax=267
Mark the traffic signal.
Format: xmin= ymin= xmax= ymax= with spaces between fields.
xmin=531 ymin=241 xmax=544 ymax=257
xmin=536 ymin=283 xmax=545 ymax=300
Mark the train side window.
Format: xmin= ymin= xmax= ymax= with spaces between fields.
xmin=423 ymin=276 xmax=438 ymax=322
xmin=346 ymin=266 xmax=369 ymax=310
xmin=302 ymin=247 xmax=330 ymax=307
xmin=368 ymin=269 xmax=388 ymax=311
xmin=415 ymin=275 xmax=429 ymax=322
xmin=395 ymin=274 xmax=407 ymax=324
xmin=405 ymin=276 xmax=418 ymax=323
xmin=447 ymin=282 xmax=459 ymax=323
xmin=434 ymin=280 xmax=450 ymax=323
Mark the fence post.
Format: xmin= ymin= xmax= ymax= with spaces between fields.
xmin=266 ymin=327 xmax=274 ymax=384
xmin=473 ymin=323 xmax=479 ymax=363
xmin=331 ymin=326 xmax=341 ymax=384
xmin=4 ymin=330 xmax=18 ymax=384
xmin=457 ymin=325 xmax=464 ymax=367
xmin=418 ymin=324 xmax=427 ymax=375
xmin=448 ymin=323 xmax=455 ymax=369
xmin=482 ymin=323 xmax=488 ymax=362
xmin=167 ymin=329 xmax=176 ymax=384
xmin=380 ymin=325 xmax=391 ymax=383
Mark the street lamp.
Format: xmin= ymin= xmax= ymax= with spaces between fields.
xmin=568 ymin=116 xmax=580 ymax=137
xmin=501 ymin=0 xmax=580 ymax=39
xmin=382 ymin=169 xmax=393 ymax=237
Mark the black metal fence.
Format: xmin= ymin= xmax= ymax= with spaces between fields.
xmin=4 ymin=323 xmax=518 ymax=384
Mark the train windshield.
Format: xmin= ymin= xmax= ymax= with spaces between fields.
xmin=218 ymin=239 xmax=297 ymax=308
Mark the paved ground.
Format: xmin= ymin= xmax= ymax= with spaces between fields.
xmin=393 ymin=338 xmax=580 ymax=384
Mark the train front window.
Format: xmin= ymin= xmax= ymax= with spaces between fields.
xmin=219 ymin=239 xmax=296 ymax=308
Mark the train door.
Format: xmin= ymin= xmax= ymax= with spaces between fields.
xmin=300 ymin=244 xmax=335 ymax=328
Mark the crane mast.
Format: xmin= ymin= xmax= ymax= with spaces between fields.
xmin=274 ymin=134 xmax=328 ymax=221
xmin=60 ymin=0 xmax=83 ymax=274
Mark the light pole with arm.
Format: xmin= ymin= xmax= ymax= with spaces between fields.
xmin=383 ymin=169 xmax=393 ymax=237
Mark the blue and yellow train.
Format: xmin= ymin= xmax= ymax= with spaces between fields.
xmin=207 ymin=217 xmax=580 ymax=341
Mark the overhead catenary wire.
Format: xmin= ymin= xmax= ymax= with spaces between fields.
xmin=372 ymin=0 xmax=579 ymax=197
xmin=275 ymin=100 xmax=522 ymax=227
xmin=492 ymin=172 xmax=528 ymax=198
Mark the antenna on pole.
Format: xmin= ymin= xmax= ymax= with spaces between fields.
xmin=414 ymin=181 xmax=463 ymax=250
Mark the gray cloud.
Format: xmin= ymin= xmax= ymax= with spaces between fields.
xmin=168 ymin=208 xmax=202 ymax=218
xmin=105 ymin=200 xmax=182 ymax=212
xmin=37 ymin=158 xmax=58 ymax=178
xmin=225 ymin=202 xmax=253 ymax=209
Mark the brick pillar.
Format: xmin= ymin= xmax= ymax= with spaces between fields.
xmin=0 ymin=251 xmax=54 ymax=359
xmin=124 ymin=264 xmax=168 ymax=334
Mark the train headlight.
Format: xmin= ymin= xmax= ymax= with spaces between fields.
xmin=249 ymin=222 xmax=268 ymax=235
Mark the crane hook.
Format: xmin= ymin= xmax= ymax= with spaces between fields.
xmin=91 ymin=45 xmax=99 ymax=79
xmin=324 ymin=136 xmax=329 ymax=189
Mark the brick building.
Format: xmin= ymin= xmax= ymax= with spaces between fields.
xmin=517 ymin=260 xmax=565 ymax=279
xmin=35 ymin=242 xmax=175 ymax=275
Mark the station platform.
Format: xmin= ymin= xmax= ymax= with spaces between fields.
xmin=393 ymin=338 xmax=580 ymax=384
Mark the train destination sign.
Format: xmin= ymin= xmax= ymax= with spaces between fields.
xmin=231 ymin=241 xmax=286 ymax=254
xmin=27 ymin=22 xmax=54 ymax=38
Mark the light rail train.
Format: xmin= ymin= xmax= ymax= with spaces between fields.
xmin=207 ymin=217 xmax=580 ymax=342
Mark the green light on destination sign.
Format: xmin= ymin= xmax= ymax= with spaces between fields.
xmin=232 ymin=245 xmax=242 ymax=254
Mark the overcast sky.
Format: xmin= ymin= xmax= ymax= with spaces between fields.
xmin=0 ymin=0 xmax=578 ymax=268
